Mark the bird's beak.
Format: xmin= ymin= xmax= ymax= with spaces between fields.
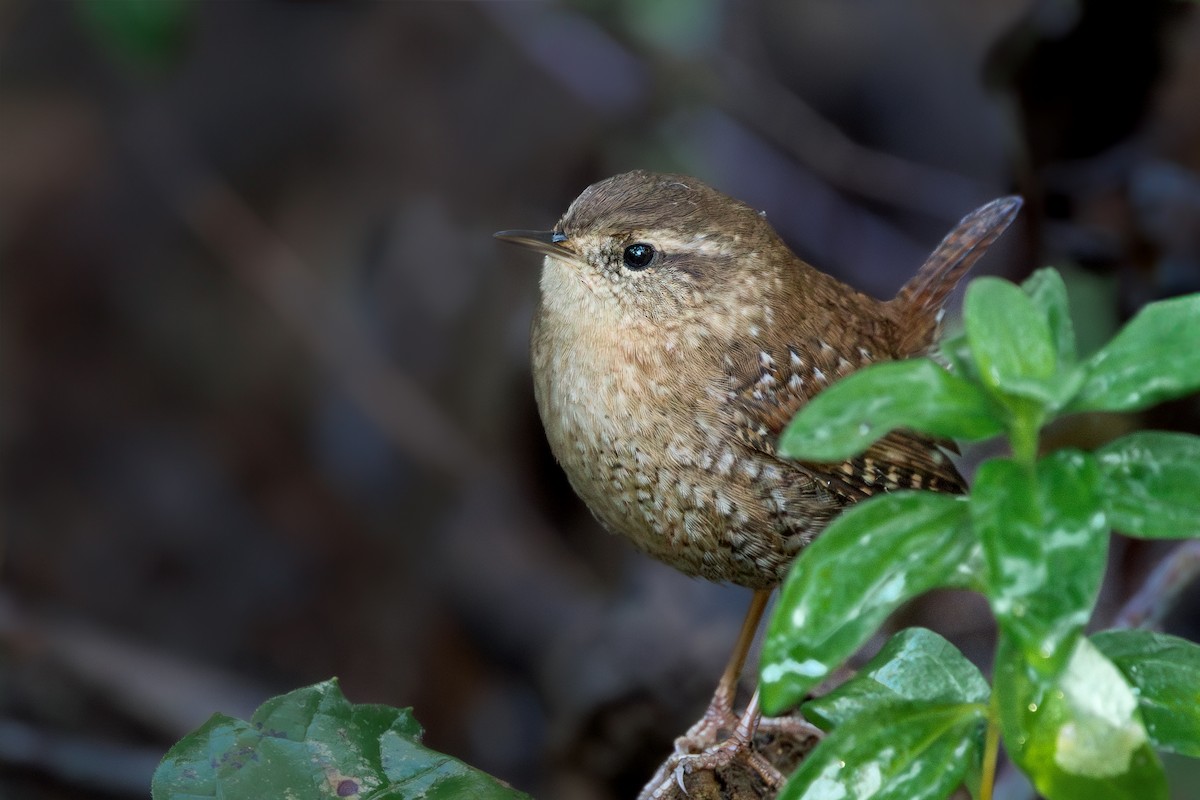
xmin=494 ymin=229 xmax=580 ymax=264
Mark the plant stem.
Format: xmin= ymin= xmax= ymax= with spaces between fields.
xmin=979 ymin=693 xmax=1002 ymax=800
xmin=1008 ymin=405 xmax=1041 ymax=469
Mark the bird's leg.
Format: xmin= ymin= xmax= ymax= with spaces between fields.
xmin=676 ymin=588 xmax=771 ymax=753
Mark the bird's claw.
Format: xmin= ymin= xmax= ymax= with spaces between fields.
xmin=641 ymin=726 xmax=785 ymax=799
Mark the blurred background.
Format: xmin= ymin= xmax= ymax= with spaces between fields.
xmin=2 ymin=1 xmax=1200 ymax=798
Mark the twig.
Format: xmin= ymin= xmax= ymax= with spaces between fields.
xmin=479 ymin=3 xmax=647 ymax=113
xmin=1111 ymin=539 xmax=1200 ymax=630
xmin=482 ymin=3 xmax=995 ymax=223
xmin=0 ymin=592 xmax=269 ymax=737
xmin=716 ymin=57 xmax=993 ymax=221
xmin=0 ymin=717 xmax=163 ymax=796
xmin=183 ymin=178 xmax=484 ymax=478
xmin=122 ymin=105 xmax=483 ymax=479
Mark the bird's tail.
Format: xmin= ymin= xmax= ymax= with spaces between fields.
xmin=888 ymin=196 xmax=1023 ymax=355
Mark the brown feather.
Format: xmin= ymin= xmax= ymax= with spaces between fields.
xmin=889 ymin=196 xmax=1023 ymax=355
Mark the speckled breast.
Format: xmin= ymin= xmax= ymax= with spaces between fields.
xmin=530 ymin=311 xmax=802 ymax=588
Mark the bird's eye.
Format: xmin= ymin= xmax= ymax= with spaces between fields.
xmin=622 ymin=243 xmax=656 ymax=270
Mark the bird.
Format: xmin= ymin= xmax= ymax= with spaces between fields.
xmin=497 ymin=171 xmax=1021 ymax=796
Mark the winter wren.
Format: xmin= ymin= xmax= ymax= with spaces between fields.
xmin=499 ymin=171 xmax=1020 ymax=589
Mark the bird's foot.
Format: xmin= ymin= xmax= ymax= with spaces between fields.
xmin=671 ymin=694 xmax=740 ymax=755
xmin=638 ymin=727 xmax=782 ymax=800
xmin=637 ymin=699 xmax=822 ymax=800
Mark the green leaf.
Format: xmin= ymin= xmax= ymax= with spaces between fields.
xmin=1022 ymin=268 xmax=1078 ymax=364
xmin=804 ymin=627 xmax=989 ymax=729
xmin=1069 ymin=293 xmax=1200 ymax=412
xmin=938 ymin=330 xmax=980 ymax=385
xmin=972 ymin=452 xmax=1108 ymax=675
xmin=964 ymin=277 xmax=1061 ymax=405
xmin=779 ymin=702 xmax=984 ymax=800
xmin=995 ymin=636 xmax=1166 ymax=800
xmin=760 ymin=492 xmax=974 ymax=714
xmin=778 ymin=358 xmax=1003 ymax=462
xmin=1096 ymin=431 xmax=1200 ymax=539
xmin=1092 ymin=629 xmax=1200 ymax=757
xmin=75 ymin=0 xmax=192 ymax=69
xmin=152 ymin=680 xmax=528 ymax=800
